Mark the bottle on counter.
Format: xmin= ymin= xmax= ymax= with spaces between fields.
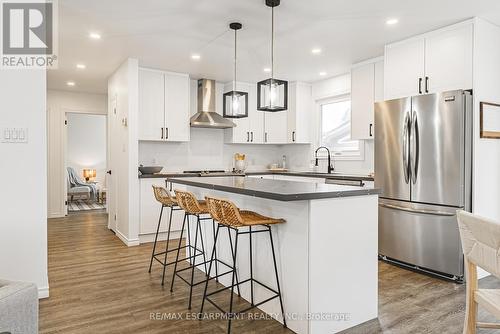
xmin=281 ymin=155 xmax=286 ymax=169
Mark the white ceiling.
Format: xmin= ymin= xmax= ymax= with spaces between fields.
xmin=48 ymin=0 xmax=500 ymax=94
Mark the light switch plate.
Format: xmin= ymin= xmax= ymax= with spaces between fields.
xmin=2 ymin=128 xmax=28 ymax=143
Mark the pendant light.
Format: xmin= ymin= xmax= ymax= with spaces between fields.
xmin=223 ymin=22 xmax=248 ymax=119
xmin=257 ymin=0 xmax=288 ymax=112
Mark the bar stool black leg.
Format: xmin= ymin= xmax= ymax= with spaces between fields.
xmin=148 ymin=205 xmax=164 ymax=273
xmin=170 ymin=213 xmax=187 ymax=292
xmin=249 ymin=225 xmax=254 ymax=306
xmin=227 ymin=227 xmax=241 ymax=296
xmin=161 ymin=205 xmax=174 ymax=285
xmin=268 ymin=226 xmax=287 ymax=328
xmin=200 ymin=223 xmax=220 ymax=315
xmin=212 ymin=219 xmax=219 ymax=282
xmin=197 ymin=216 xmax=209 ymax=275
xmin=227 ymin=228 xmax=239 ymax=334
xmin=188 ymin=215 xmax=200 ymax=310
xmin=186 ymin=214 xmax=192 ymax=264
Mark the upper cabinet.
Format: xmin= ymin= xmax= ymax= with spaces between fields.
xmin=351 ymin=59 xmax=384 ymax=140
xmin=384 ymin=37 xmax=425 ymax=100
xmin=384 ymin=22 xmax=473 ymax=100
xmin=226 ymin=81 xmax=312 ymax=144
xmin=138 ymin=68 xmax=190 ymax=142
xmin=287 ymin=82 xmax=312 ymax=143
xmin=264 ymin=111 xmax=288 ymax=144
xmin=224 ymin=82 xmax=264 ymax=144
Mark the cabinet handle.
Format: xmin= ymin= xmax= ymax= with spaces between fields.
xmin=247 ymin=132 xmax=249 ymax=142
xmin=265 ymin=132 xmax=268 ymax=143
xmin=292 ymin=131 xmax=296 ymax=142
xmin=418 ymin=78 xmax=422 ymax=94
xmin=161 ymin=127 xmax=164 ymax=139
xmin=251 ymin=132 xmax=254 ymax=142
xmin=425 ymin=76 xmax=429 ymax=93
xmin=166 ymin=127 xmax=169 ymax=140
xmin=369 ymin=124 xmax=373 ymax=137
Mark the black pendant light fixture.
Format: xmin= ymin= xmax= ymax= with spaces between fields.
xmin=223 ymin=22 xmax=248 ymax=119
xmin=257 ymin=0 xmax=288 ymax=112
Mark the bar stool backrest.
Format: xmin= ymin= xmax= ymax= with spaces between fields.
xmin=205 ymin=197 xmax=223 ymax=222
xmin=152 ymin=185 xmax=175 ymax=206
xmin=174 ymin=189 xmax=203 ymax=214
xmin=219 ymin=199 xmax=245 ymax=228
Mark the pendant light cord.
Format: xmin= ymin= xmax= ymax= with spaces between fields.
xmin=233 ymin=27 xmax=237 ymax=93
xmin=271 ymin=6 xmax=274 ymax=80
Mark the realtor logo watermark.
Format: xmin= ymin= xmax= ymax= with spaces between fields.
xmin=1 ymin=0 xmax=58 ymax=68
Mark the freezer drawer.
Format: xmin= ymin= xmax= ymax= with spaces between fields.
xmin=378 ymin=199 xmax=463 ymax=278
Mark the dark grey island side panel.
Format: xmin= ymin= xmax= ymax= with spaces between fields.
xmin=168 ymin=176 xmax=381 ymax=201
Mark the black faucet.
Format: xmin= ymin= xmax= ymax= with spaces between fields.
xmin=315 ymin=146 xmax=334 ymax=174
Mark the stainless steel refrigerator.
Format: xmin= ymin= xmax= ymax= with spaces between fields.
xmin=375 ymin=90 xmax=472 ymax=282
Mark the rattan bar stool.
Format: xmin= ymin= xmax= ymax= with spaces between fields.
xmin=148 ymin=186 xmax=185 ymax=286
xmin=171 ymin=190 xmax=237 ymax=310
xmin=201 ymin=197 xmax=287 ymax=334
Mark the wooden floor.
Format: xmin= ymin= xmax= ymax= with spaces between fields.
xmin=40 ymin=211 xmax=500 ymax=334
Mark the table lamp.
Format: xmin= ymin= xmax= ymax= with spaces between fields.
xmin=83 ymin=169 xmax=96 ymax=182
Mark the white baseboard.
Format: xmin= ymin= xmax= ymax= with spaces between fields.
xmin=38 ymin=286 xmax=49 ymax=299
xmin=115 ymin=229 xmax=140 ymax=247
xmin=139 ymin=230 xmax=183 ymax=244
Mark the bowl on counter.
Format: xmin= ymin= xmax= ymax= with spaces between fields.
xmin=138 ymin=166 xmax=163 ymax=175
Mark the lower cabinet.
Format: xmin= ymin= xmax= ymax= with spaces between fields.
xmin=139 ymin=178 xmax=186 ymax=235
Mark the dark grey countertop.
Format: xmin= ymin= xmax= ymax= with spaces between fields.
xmin=168 ymin=176 xmax=380 ymax=201
xmin=140 ymin=170 xmax=374 ymax=181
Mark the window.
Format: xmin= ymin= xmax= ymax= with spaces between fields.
xmin=319 ymin=95 xmax=363 ymax=159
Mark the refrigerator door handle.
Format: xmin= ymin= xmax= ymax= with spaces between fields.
xmin=402 ymin=112 xmax=410 ymax=184
xmin=379 ymin=203 xmax=456 ymax=217
xmin=410 ymin=111 xmax=420 ymax=184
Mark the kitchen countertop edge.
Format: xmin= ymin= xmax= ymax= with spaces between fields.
xmin=139 ymin=171 xmax=374 ymax=181
xmin=167 ymin=176 xmax=381 ymax=201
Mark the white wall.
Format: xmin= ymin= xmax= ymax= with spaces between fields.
xmin=0 ymin=69 xmax=48 ymax=298
xmin=472 ymin=18 xmax=500 ymax=220
xmin=66 ymin=113 xmax=107 ymax=185
xmin=310 ymin=74 xmax=375 ymax=175
xmin=108 ymin=58 xmax=140 ymax=246
xmin=47 ymin=90 xmax=107 ymax=218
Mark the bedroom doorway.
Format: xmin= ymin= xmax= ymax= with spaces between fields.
xmin=65 ymin=112 xmax=107 ymax=213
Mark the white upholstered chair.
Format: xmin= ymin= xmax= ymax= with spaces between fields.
xmin=457 ymin=210 xmax=500 ymax=333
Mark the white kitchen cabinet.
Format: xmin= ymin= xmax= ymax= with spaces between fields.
xmin=424 ymin=24 xmax=473 ymax=94
xmin=138 ymin=68 xmax=190 ymax=142
xmin=274 ymin=175 xmax=326 ymax=184
xmin=140 ymin=178 xmax=186 ymax=235
xmin=351 ymin=59 xmax=384 ymax=140
xmin=139 ymin=69 xmax=165 ymax=141
xmin=164 ymin=72 xmax=190 ymax=141
xmin=287 ymin=82 xmax=312 ymax=143
xmin=264 ymin=111 xmax=288 ymax=144
xmin=374 ymin=61 xmax=385 ymax=103
xmin=384 ymin=37 xmax=425 ymax=100
xmin=384 ymin=22 xmax=473 ymax=100
xmin=224 ymin=82 xmax=264 ymax=144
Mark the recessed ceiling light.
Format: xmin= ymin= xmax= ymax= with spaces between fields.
xmin=263 ymin=67 xmax=271 ymax=73
xmin=191 ymin=54 xmax=201 ymax=61
xmin=386 ymin=18 xmax=399 ymax=25
xmin=311 ymin=48 xmax=322 ymax=54
xmin=89 ymin=32 xmax=101 ymax=40
xmin=67 ymin=81 xmax=76 ymax=86
xmin=319 ymin=72 xmax=327 ymax=76
xmin=76 ymin=63 xmax=86 ymax=69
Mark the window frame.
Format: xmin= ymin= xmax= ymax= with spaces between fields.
xmin=317 ymin=94 xmax=365 ymax=161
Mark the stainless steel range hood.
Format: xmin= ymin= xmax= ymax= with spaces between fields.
xmin=190 ymin=79 xmax=236 ymax=129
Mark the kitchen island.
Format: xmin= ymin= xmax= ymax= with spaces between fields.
xmin=169 ymin=176 xmax=380 ymax=334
